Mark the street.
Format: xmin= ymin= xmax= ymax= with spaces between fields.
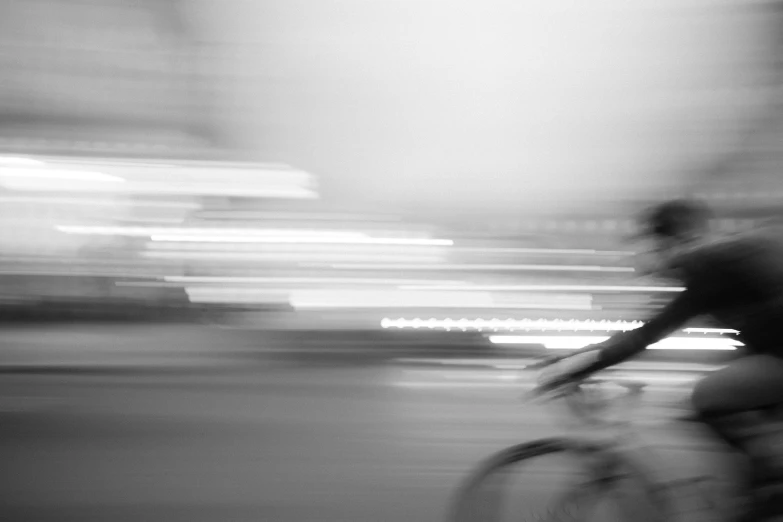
xmin=0 ymin=326 xmax=740 ymax=521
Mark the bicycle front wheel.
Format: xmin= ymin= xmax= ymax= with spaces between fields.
xmin=447 ymin=437 xmax=669 ymax=522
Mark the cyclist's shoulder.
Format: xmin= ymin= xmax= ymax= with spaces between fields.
xmin=694 ymin=226 xmax=783 ymax=257
xmin=672 ymin=229 xmax=781 ymax=279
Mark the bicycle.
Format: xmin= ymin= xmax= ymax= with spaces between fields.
xmin=446 ymin=353 xmax=746 ymax=522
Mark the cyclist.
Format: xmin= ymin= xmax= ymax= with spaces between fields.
xmin=538 ymin=198 xmax=783 ymax=521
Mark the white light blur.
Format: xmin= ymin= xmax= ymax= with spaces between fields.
xmin=1 ymin=170 xmax=317 ymax=198
xmin=287 ymin=290 xmax=593 ymax=310
xmin=0 ymin=196 xmax=200 ymax=209
xmin=183 ymin=288 xmax=593 ymax=308
xmin=146 ymin=242 xmax=448 ymax=256
xmin=196 ymin=211 xmax=402 ymax=222
xmin=59 ymin=227 xmax=400 ymax=242
xmin=457 ymin=247 xmax=631 ymax=256
xmin=0 ymin=157 xmax=46 ymax=166
xmin=0 ymin=167 xmax=124 ymax=182
xmin=488 ymin=335 xmax=741 ymax=351
xmin=392 ymin=358 xmax=723 ymax=373
xmin=165 ymin=276 xmax=465 ymax=285
xmin=57 ymin=226 xmax=372 ymax=237
xmin=142 ymin=251 xmax=446 ymax=263
xmin=399 ymin=284 xmax=684 ymax=292
xmin=683 ymin=327 xmax=739 ymax=334
xmin=185 ymin=287 xmax=289 ymax=304
xmin=380 ymin=317 xmax=738 ymax=335
xmin=330 ymin=264 xmax=634 ymax=272
xmin=127 ymin=184 xmax=317 ymax=199
xmin=55 ymin=226 xmax=451 ymax=246
xmin=151 ymin=235 xmax=454 ymax=246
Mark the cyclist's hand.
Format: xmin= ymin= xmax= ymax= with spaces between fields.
xmin=536 ymin=350 xmax=602 ymax=393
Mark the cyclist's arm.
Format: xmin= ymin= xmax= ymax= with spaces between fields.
xmin=567 ymin=288 xmax=705 ymax=380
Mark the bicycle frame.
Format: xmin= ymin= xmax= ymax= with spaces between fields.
xmin=541 ymin=379 xmax=728 ymax=518
xmin=446 ymin=366 xmax=737 ymax=522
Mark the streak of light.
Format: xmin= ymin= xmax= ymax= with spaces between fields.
xmin=0 ymin=157 xmax=46 ymax=166
xmin=400 ymin=284 xmax=683 ymax=292
xmin=165 ymin=276 xmax=466 ymax=285
xmin=0 ymin=167 xmax=124 ymax=182
xmin=456 ymin=247 xmax=631 ymax=256
xmin=151 ymin=235 xmax=454 ymax=246
xmin=380 ymin=317 xmax=737 ymax=335
xmin=329 ymin=264 xmax=634 ymax=272
xmin=488 ymin=335 xmax=741 ymax=350
xmin=0 ymin=196 xmax=200 ymax=209
xmin=142 ymin=251 xmax=445 ymax=263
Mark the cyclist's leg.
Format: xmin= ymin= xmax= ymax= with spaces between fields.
xmin=690 ymin=354 xmax=783 ymax=514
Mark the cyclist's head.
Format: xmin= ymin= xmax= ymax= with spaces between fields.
xmin=631 ymin=198 xmax=714 ymax=276
xmin=636 ymin=198 xmax=713 ymax=242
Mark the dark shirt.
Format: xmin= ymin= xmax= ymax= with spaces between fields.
xmin=591 ymin=226 xmax=783 ymax=371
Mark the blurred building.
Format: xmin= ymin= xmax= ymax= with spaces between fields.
xmin=0 ymin=0 xmax=778 ymax=363
xmin=0 ymin=0 xmax=219 ymax=155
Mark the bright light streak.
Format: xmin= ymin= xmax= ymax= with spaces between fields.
xmin=381 ymin=317 xmax=643 ymax=331
xmin=380 ymin=317 xmax=738 ymax=335
xmin=488 ymin=335 xmax=741 ymax=351
xmin=146 ymin=242 xmax=447 ymax=256
xmin=457 ymin=247 xmax=631 ymax=256
xmin=392 ymin=358 xmax=724 ymax=373
xmin=0 ymin=168 xmax=124 ymax=182
xmin=142 ymin=251 xmax=445 ymax=263
xmin=151 ymin=235 xmax=454 ymax=246
xmin=184 ymin=287 xmax=289 ymax=304
xmin=57 ymin=226 xmax=370 ymax=237
xmin=196 ymin=211 xmax=402 ymax=222
xmin=184 ymin=289 xmax=594 ymax=308
xmin=400 ymin=284 xmax=683 ymax=292
xmin=134 ymin=184 xmax=317 ymax=199
xmin=7 ymin=182 xmax=315 ymax=198
xmin=0 ymin=157 xmax=45 ymax=166
xmin=165 ymin=276 xmax=465 ymax=285
xmin=288 ymin=290 xmax=592 ymax=310
xmin=0 ymin=196 xmax=199 ymax=209
xmin=56 ymin=226 xmax=451 ymax=246
xmin=324 ymin=263 xmax=634 ymax=272
xmin=683 ymin=327 xmax=740 ymax=334
xmin=492 ymin=335 xmax=611 ymax=348
xmin=1 ymin=168 xmax=317 ymax=198
xmin=330 ymin=264 xmax=633 ymax=272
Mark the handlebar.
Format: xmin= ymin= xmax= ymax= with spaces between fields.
xmin=522 ymin=352 xmax=648 ymax=428
xmin=522 ymin=350 xmax=590 ymax=397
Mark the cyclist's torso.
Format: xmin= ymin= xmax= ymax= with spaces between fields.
xmin=678 ymin=226 xmax=783 ymax=353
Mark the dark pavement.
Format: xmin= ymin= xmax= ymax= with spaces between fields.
xmin=0 ymin=325 xmax=748 ymax=521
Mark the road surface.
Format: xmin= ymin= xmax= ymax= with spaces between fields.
xmin=0 ymin=330 xmax=744 ymax=522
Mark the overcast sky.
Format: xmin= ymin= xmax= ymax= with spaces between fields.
xmin=199 ymin=0 xmax=778 ymax=218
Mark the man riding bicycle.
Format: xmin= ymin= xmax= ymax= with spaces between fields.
xmin=538 ymin=198 xmax=783 ymax=521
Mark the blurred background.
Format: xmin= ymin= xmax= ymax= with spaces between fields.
xmin=0 ymin=0 xmax=781 ymax=520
